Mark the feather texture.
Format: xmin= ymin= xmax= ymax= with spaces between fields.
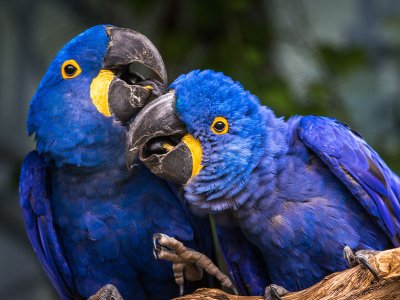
xmin=21 ymin=27 xmax=214 ymax=299
xmin=168 ymin=70 xmax=398 ymax=293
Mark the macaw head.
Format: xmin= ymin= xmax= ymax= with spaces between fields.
xmin=127 ymin=70 xmax=278 ymax=211
xmin=28 ymin=25 xmax=167 ymax=167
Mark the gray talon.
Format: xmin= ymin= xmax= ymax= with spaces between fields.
xmin=343 ymin=245 xmax=356 ymax=267
xmin=88 ymin=284 xmax=123 ymax=300
xmin=264 ymin=284 xmax=289 ymax=300
xmin=153 ymin=233 xmax=161 ymax=249
xmin=356 ymin=254 xmax=380 ymax=282
xmin=343 ymin=245 xmax=380 ymax=282
xmin=153 ymin=247 xmax=159 ymax=259
xmin=152 ymin=233 xmax=163 ymax=259
xmin=179 ymin=284 xmax=184 ymax=296
xmin=271 ymin=288 xmax=281 ymax=300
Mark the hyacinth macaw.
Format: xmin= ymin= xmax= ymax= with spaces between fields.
xmin=126 ymin=69 xmax=400 ymax=295
xmin=19 ymin=27 xmax=214 ymax=300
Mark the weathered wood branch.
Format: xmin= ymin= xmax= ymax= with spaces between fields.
xmin=175 ymin=247 xmax=400 ymax=300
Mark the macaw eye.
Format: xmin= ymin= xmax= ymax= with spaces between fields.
xmin=61 ymin=59 xmax=82 ymax=79
xmin=211 ymin=117 xmax=229 ymax=134
xmin=65 ymin=65 xmax=77 ymax=76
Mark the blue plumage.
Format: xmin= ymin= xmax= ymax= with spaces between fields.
xmin=20 ymin=27 xmax=213 ymax=299
xmin=168 ymin=70 xmax=399 ymax=293
xmin=215 ymin=225 xmax=269 ymax=295
xmin=27 ymin=26 xmax=116 ymax=167
xmin=20 ymin=151 xmax=74 ymax=299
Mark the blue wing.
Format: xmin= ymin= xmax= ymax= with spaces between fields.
xmin=216 ymin=224 xmax=270 ymax=296
xmin=298 ymin=116 xmax=400 ymax=246
xmin=19 ymin=151 xmax=77 ymax=299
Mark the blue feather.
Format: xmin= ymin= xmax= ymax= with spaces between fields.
xmin=299 ymin=116 xmax=400 ymax=245
xmin=21 ymin=27 xmax=215 ymax=299
xmin=20 ymin=151 xmax=75 ymax=300
xmin=167 ymin=69 xmax=398 ymax=293
xmin=216 ymin=225 xmax=270 ymax=295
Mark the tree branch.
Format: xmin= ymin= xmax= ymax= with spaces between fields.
xmin=175 ymin=247 xmax=400 ymax=300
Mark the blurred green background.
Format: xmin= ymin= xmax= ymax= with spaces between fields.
xmin=1 ymin=0 xmax=399 ymax=299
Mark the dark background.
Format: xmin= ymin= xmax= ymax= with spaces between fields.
xmin=1 ymin=0 xmax=399 ymax=299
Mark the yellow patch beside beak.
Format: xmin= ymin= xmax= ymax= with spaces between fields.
xmin=182 ymin=134 xmax=203 ymax=178
xmin=90 ymin=69 xmax=115 ymax=116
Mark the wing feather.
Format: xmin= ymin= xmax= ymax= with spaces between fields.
xmin=216 ymin=224 xmax=270 ymax=295
xmin=298 ymin=116 xmax=400 ymax=246
xmin=19 ymin=151 xmax=77 ymax=299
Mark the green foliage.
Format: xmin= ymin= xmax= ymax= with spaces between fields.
xmin=319 ymin=45 xmax=367 ymax=76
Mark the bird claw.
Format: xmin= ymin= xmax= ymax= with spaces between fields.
xmin=153 ymin=233 xmax=175 ymax=258
xmin=152 ymin=233 xmax=238 ymax=295
xmin=264 ymin=284 xmax=289 ymax=300
xmin=153 ymin=233 xmax=188 ymax=295
xmin=88 ymin=284 xmax=123 ymax=300
xmin=343 ymin=246 xmax=380 ymax=282
xmin=152 ymin=233 xmax=163 ymax=259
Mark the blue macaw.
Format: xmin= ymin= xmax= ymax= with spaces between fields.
xmin=19 ymin=27 xmax=214 ymax=300
xmin=126 ymin=69 xmax=400 ymax=295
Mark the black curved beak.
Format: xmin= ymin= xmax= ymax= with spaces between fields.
xmin=104 ymin=26 xmax=168 ymax=123
xmin=126 ymin=91 xmax=199 ymax=184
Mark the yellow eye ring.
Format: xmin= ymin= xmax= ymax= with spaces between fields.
xmin=211 ymin=116 xmax=229 ymax=134
xmin=61 ymin=59 xmax=82 ymax=79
